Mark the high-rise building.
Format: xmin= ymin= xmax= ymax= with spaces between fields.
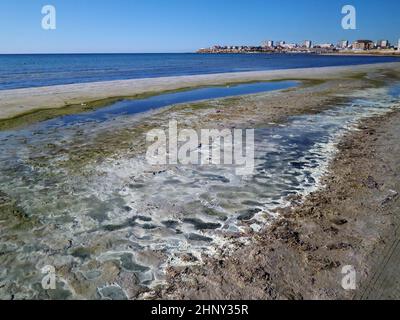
xmin=303 ymin=40 xmax=312 ymax=49
xmin=316 ymin=43 xmax=334 ymax=49
xmin=353 ymin=40 xmax=374 ymax=50
xmin=338 ymin=40 xmax=349 ymax=49
xmin=262 ymin=40 xmax=274 ymax=48
xmin=377 ymin=40 xmax=390 ymax=48
xmin=282 ymin=43 xmax=297 ymax=49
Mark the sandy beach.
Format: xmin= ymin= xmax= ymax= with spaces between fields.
xmin=1 ymin=62 xmax=400 ymax=123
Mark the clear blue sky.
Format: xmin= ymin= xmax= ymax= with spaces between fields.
xmin=0 ymin=0 xmax=399 ymax=53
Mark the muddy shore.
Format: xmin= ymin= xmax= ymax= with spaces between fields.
xmin=154 ymin=106 xmax=400 ymax=300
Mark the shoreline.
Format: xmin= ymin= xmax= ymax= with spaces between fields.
xmin=198 ymin=51 xmax=400 ymax=57
xmin=1 ymin=62 xmax=400 ymax=124
xmin=323 ymin=52 xmax=400 ymax=57
xmin=322 ymin=49 xmax=400 ymax=56
xmin=1 ymin=61 xmax=400 ymax=300
xmin=155 ymin=107 xmax=400 ymax=301
xmin=29 ymin=67 xmax=391 ymax=171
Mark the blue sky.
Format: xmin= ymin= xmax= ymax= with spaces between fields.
xmin=0 ymin=0 xmax=399 ymax=53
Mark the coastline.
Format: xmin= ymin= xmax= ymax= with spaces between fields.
xmin=1 ymin=62 xmax=400 ymax=125
xmin=129 ymin=64 xmax=400 ymax=300
xmin=155 ymin=105 xmax=400 ymax=301
xmin=21 ymin=64 xmax=396 ymax=171
xmin=2 ymin=0 xmax=400 ymax=304
xmin=100 ymin=64 xmax=400 ymax=300
xmin=1 ymin=61 xmax=400 ymax=300
xmin=322 ymin=51 xmax=400 ymax=57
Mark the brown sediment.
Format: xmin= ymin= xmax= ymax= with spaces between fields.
xmin=151 ymin=104 xmax=400 ymax=300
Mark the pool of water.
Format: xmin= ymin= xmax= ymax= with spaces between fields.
xmin=36 ymin=80 xmax=298 ymax=129
xmin=0 ymin=82 xmax=399 ymax=300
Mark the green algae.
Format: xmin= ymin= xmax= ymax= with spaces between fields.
xmin=1 ymin=73 xmax=382 ymax=172
xmin=0 ymin=79 xmax=310 ymax=131
xmin=0 ymin=191 xmax=39 ymax=231
xmin=0 ymin=88 xmax=195 ymax=131
xmin=0 ymin=69 xmax=394 ymax=132
xmin=51 ymin=79 xmax=355 ymax=171
xmin=71 ymin=247 xmax=92 ymax=260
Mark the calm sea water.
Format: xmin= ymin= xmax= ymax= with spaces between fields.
xmin=0 ymin=53 xmax=398 ymax=90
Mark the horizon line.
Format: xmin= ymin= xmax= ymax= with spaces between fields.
xmin=0 ymin=52 xmax=198 ymax=55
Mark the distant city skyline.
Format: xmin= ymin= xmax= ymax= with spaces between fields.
xmin=0 ymin=0 xmax=399 ymax=53
xmin=208 ymin=37 xmax=399 ymax=48
xmin=198 ymin=37 xmax=400 ymax=54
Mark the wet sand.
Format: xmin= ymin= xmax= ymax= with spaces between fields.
xmin=155 ymin=95 xmax=400 ymax=300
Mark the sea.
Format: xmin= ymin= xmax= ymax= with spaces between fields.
xmin=0 ymin=53 xmax=398 ymax=90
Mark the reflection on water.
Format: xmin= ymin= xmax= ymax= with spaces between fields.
xmin=28 ymin=81 xmax=298 ymax=129
xmin=0 ymin=83 xmax=399 ymax=299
